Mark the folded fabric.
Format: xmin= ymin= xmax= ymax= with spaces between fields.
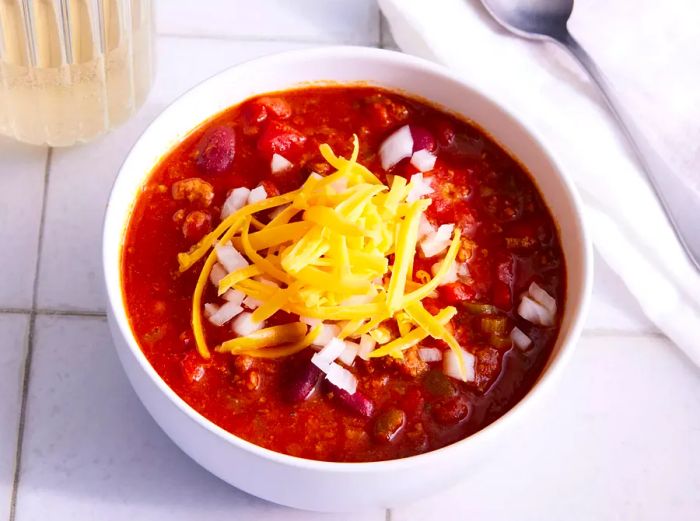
xmin=379 ymin=0 xmax=700 ymax=366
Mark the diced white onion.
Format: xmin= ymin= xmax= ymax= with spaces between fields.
xmin=203 ymin=303 xmax=219 ymax=318
xmin=379 ymin=125 xmax=413 ymax=170
xmin=208 ymin=301 xmax=244 ymax=327
xmin=528 ymin=282 xmax=557 ymax=315
xmin=221 ymin=187 xmax=250 ymax=219
xmin=435 ymin=223 xmax=455 ymax=242
xmin=311 ymin=324 xmax=341 ymax=346
xmin=247 ymin=185 xmax=267 ymax=204
xmin=418 ymin=214 xmax=436 ymax=239
xmin=330 ymin=177 xmax=348 ymax=193
xmin=443 ymin=348 xmax=476 ymax=382
xmin=511 ymin=327 xmax=532 ymax=351
xmin=209 ymin=263 xmax=227 ymax=286
xmin=406 ymin=172 xmax=434 ymax=202
xmin=222 ymin=289 xmax=245 ymax=306
xmin=300 ymin=316 xmax=322 ymax=327
xmin=410 ymin=149 xmax=437 ymax=172
xmin=242 ymin=295 xmax=262 ymax=310
xmin=231 ymin=312 xmax=264 ymax=336
xmin=420 ymin=223 xmax=454 ymax=258
xmin=457 ymin=263 xmax=470 ymax=278
xmin=311 ymin=337 xmax=346 ymax=370
xmin=419 ymin=347 xmax=443 ymax=362
xmin=518 ymin=295 xmax=554 ymax=326
xmin=271 ymin=153 xmax=293 ymax=173
xmin=325 ymin=362 xmax=358 ymax=394
xmin=338 ymin=341 xmax=359 ymax=366
xmin=432 ymin=260 xmax=459 ymax=285
xmin=358 ymin=335 xmax=376 ymax=360
xmin=420 ymin=236 xmax=449 ymax=258
xmin=215 ymin=242 xmax=248 ymax=273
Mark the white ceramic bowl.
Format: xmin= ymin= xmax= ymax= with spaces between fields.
xmin=103 ymin=46 xmax=592 ymax=512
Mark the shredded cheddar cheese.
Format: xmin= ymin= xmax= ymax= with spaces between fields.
xmin=180 ymin=135 xmax=467 ymax=379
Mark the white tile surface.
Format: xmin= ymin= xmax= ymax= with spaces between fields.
xmin=15 ymin=315 xmax=384 ymax=520
xmin=156 ymin=0 xmax=380 ymax=44
xmin=392 ymin=334 xmax=700 ymax=521
xmin=37 ymin=38 xmax=313 ymax=312
xmin=0 ymin=313 xmax=29 ymax=520
xmin=0 ymin=139 xmax=46 ymax=309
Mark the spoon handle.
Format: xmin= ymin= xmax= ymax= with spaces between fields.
xmin=558 ymin=31 xmax=700 ymax=272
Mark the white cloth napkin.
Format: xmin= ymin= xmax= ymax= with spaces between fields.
xmin=379 ymin=0 xmax=700 ymax=366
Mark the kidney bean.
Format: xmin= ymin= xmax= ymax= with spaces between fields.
xmin=373 ymin=408 xmax=406 ymax=443
xmin=328 ymin=383 xmax=375 ymax=418
xmin=410 ymin=125 xmax=437 ymax=152
xmin=286 ymin=361 xmax=323 ymax=403
xmin=195 ymin=125 xmax=236 ymax=174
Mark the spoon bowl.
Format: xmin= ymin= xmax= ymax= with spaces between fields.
xmin=481 ymin=0 xmax=573 ymax=40
xmin=479 ymin=0 xmax=700 ymax=272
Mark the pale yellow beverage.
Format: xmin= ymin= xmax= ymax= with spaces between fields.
xmin=0 ymin=0 xmax=153 ymax=146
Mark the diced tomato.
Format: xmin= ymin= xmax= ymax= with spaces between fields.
xmin=256 ymin=96 xmax=292 ymax=119
xmin=244 ymin=96 xmax=292 ymax=124
xmin=260 ymin=179 xmax=281 ymax=198
xmin=438 ymin=282 xmax=477 ymax=304
xmin=257 ymin=121 xmax=307 ymax=160
xmin=421 ymin=297 xmax=442 ymax=316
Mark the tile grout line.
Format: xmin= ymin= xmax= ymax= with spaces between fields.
xmin=385 ymin=508 xmax=392 ymax=521
xmin=35 ymin=308 xmax=107 ymax=318
xmin=9 ymin=147 xmax=52 ymax=521
xmin=0 ymin=308 xmax=31 ymax=315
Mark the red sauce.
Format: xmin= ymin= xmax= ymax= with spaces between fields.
xmin=122 ymin=87 xmax=566 ymax=462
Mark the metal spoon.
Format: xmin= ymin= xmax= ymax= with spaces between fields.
xmin=480 ymin=0 xmax=700 ymax=272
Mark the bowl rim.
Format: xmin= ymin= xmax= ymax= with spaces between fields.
xmin=103 ymin=45 xmax=593 ymax=473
